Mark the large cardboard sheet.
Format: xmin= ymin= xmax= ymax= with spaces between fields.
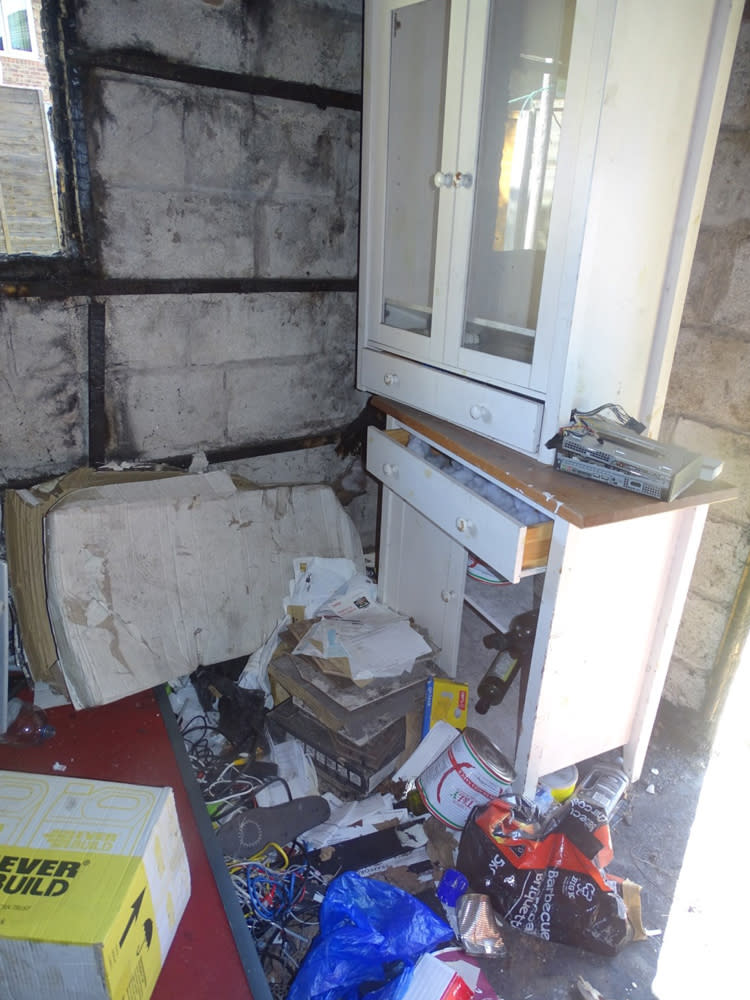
xmin=44 ymin=472 xmax=363 ymax=708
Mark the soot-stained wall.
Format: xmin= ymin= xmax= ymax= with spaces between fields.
xmin=1 ymin=0 xmax=372 ymax=543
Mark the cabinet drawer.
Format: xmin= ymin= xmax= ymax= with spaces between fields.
xmin=367 ymin=428 xmax=551 ymax=582
xmin=360 ymin=349 xmax=544 ymax=456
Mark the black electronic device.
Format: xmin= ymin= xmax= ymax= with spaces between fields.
xmin=214 ymin=795 xmax=331 ymax=856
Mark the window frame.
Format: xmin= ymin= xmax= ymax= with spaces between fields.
xmin=0 ymin=0 xmax=95 ymax=279
xmin=0 ymin=0 xmax=38 ymax=58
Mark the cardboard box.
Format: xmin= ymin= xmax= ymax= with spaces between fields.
xmin=0 ymin=770 xmax=191 ymax=1000
xmin=421 ymin=677 xmax=469 ymax=737
xmin=7 ymin=470 xmax=363 ymax=708
xmin=3 ymin=468 xmax=186 ymax=694
xmin=266 ymin=697 xmax=414 ymax=796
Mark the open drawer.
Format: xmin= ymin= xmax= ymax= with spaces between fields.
xmin=367 ymin=427 xmax=552 ymax=583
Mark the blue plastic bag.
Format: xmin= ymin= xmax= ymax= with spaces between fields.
xmin=286 ymin=871 xmax=453 ymax=1000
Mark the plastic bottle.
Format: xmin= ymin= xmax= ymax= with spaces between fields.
xmin=475 ymin=609 xmax=538 ymax=714
xmin=0 ymin=698 xmax=56 ymax=746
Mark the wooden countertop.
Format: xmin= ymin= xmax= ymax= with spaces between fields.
xmin=371 ymin=396 xmax=737 ymax=529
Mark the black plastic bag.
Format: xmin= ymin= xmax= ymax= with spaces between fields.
xmin=456 ymin=796 xmax=632 ymax=955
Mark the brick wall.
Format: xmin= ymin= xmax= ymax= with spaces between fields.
xmin=0 ymin=0 xmax=50 ymax=100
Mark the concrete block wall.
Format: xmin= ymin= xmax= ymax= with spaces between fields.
xmin=0 ymin=297 xmax=89 ymax=481
xmin=662 ymin=15 xmax=750 ymax=712
xmin=0 ymin=0 xmax=374 ymax=543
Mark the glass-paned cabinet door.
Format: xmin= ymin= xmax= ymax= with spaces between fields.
xmin=381 ymin=0 xmax=446 ymax=344
xmin=367 ymin=0 xmax=466 ymax=363
xmin=456 ymin=0 xmax=576 ymax=384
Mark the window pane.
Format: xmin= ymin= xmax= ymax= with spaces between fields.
xmin=463 ymin=0 xmax=575 ymax=363
xmin=8 ymin=10 xmax=32 ymax=51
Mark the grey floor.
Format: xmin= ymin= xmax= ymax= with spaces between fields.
xmin=450 ymin=604 xmax=714 ymax=1000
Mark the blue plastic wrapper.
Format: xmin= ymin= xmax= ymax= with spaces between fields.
xmin=286 ymin=871 xmax=453 ymax=1000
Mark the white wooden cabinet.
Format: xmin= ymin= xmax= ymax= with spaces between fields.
xmin=367 ymin=397 xmax=736 ymax=796
xmin=357 ymin=0 xmax=743 ymax=460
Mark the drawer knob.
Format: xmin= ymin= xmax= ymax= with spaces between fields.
xmin=469 ymin=404 xmax=489 ymax=421
xmin=455 ymin=516 xmax=473 ymax=533
xmin=383 ymin=372 xmax=400 ymax=386
xmin=433 ymin=171 xmax=453 ymax=188
xmin=440 ymin=589 xmax=456 ymax=603
xmin=382 ymin=462 xmax=398 ymax=477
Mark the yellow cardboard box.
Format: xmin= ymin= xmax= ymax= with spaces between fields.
xmin=422 ymin=678 xmax=469 ymax=737
xmin=0 ymin=771 xmax=191 ymax=1000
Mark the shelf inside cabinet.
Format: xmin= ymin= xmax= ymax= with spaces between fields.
xmin=463 ymin=573 xmax=537 ymax=635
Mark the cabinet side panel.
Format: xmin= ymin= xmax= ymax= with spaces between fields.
xmin=517 ymin=510 xmax=700 ymax=790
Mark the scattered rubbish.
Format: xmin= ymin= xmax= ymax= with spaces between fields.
xmin=646 ymin=783 xmax=656 ymax=794
xmin=0 ymin=698 xmax=55 ymax=745
xmin=416 ymin=727 xmax=515 ymax=830
xmin=293 ymin=609 xmax=431 ymax=683
xmin=286 ymin=870 xmax=452 ymax=1000
xmin=456 ymin=893 xmax=507 ymax=957
xmin=285 ymin=565 xmax=434 ymax=683
xmin=52 ymin=761 xmax=67 ymax=771
xmin=457 ymin=794 xmax=635 ymax=955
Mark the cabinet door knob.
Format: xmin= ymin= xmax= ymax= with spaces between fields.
xmin=469 ymin=404 xmax=489 ymax=421
xmin=382 ymin=462 xmax=398 ymax=477
xmin=440 ymin=589 xmax=456 ymax=603
xmin=383 ymin=372 xmax=399 ymax=386
xmin=433 ymin=171 xmax=454 ymax=188
xmin=454 ymin=171 xmax=473 ymax=189
xmin=455 ymin=516 xmax=473 ymax=533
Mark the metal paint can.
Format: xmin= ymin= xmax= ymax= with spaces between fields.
xmin=416 ymin=726 xmax=515 ymax=830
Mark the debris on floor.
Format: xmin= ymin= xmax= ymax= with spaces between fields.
xmin=2 ymin=472 xmax=656 ymax=999
xmin=160 ymin=547 xmax=644 ymax=998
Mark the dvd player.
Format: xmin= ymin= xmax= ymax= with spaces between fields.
xmin=556 ymin=415 xmax=708 ymax=500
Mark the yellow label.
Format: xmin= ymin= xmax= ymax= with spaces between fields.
xmin=103 ymin=861 xmax=162 ymax=1000
xmin=0 ymin=848 xmax=135 ymax=941
xmin=425 ymin=678 xmax=469 ymax=731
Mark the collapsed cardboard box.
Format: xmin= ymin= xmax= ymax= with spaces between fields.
xmin=0 ymin=770 xmax=191 ymax=1000
xmin=6 ymin=469 xmax=364 ymax=708
xmin=4 ymin=467 xmax=186 ymax=694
